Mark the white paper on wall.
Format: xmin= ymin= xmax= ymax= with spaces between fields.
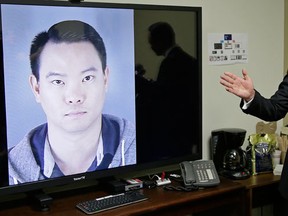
xmin=208 ymin=33 xmax=248 ymax=65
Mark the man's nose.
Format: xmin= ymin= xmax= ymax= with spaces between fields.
xmin=65 ymin=84 xmax=85 ymax=104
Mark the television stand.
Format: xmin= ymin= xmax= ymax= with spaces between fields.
xmin=29 ymin=191 xmax=53 ymax=212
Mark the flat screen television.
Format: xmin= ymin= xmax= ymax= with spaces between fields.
xmin=0 ymin=0 xmax=202 ymax=198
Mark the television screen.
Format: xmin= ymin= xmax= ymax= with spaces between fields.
xmin=0 ymin=0 xmax=202 ymax=196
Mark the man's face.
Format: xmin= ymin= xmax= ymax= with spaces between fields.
xmin=148 ymin=34 xmax=164 ymax=56
xmin=30 ymin=41 xmax=109 ymax=134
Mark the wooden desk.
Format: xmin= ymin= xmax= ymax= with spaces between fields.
xmin=234 ymin=173 xmax=281 ymax=216
xmin=0 ymin=177 xmax=245 ymax=216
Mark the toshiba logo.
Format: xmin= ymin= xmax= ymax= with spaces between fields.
xmin=73 ymin=176 xmax=86 ymax=181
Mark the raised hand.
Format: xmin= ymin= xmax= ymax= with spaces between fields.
xmin=220 ymin=69 xmax=255 ymax=102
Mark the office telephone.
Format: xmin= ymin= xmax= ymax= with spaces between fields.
xmin=180 ymin=160 xmax=220 ymax=188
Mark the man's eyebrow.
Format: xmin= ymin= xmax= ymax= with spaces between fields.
xmin=45 ymin=71 xmax=65 ymax=79
xmin=81 ymin=66 xmax=97 ymax=74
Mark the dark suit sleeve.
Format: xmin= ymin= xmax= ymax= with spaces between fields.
xmin=279 ymin=152 xmax=288 ymax=199
xmin=240 ymin=75 xmax=288 ymax=121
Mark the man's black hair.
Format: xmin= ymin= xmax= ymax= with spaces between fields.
xmin=148 ymin=22 xmax=175 ymax=47
xmin=30 ymin=20 xmax=107 ymax=81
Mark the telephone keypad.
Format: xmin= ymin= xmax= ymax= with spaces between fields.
xmin=192 ymin=160 xmax=219 ymax=183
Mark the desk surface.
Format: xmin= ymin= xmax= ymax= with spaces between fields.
xmin=0 ymin=177 xmax=245 ymax=216
xmin=234 ymin=172 xmax=281 ymax=189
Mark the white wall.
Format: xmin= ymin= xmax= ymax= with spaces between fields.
xmin=201 ymin=0 xmax=284 ymax=157
xmin=67 ymin=0 xmax=285 ymax=159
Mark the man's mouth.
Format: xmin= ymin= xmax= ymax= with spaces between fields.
xmin=65 ymin=111 xmax=87 ymax=117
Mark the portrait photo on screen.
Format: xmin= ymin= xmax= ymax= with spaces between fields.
xmin=1 ymin=4 xmax=136 ymax=185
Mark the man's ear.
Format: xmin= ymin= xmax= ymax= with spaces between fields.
xmin=29 ymin=74 xmax=41 ymax=103
xmin=104 ymin=67 xmax=109 ymax=92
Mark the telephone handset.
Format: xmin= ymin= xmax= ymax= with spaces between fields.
xmin=180 ymin=160 xmax=220 ymax=188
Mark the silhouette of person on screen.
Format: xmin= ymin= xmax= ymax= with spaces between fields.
xmin=136 ymin=22 xmax=198 ymax=162
xmin=8 ymin=20 xmax=136 ymax=185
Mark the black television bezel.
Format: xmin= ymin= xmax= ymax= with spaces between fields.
xmin=0 ymin=0 xmax=202 ymax=196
